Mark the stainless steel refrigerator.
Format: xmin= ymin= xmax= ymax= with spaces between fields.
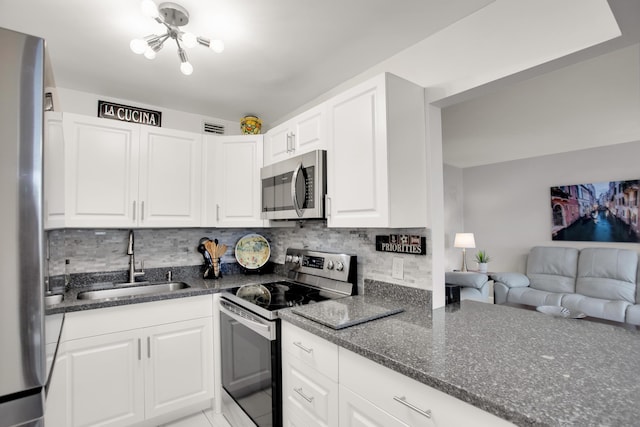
xmin=0 ymin=26 xmax=46 ymax=427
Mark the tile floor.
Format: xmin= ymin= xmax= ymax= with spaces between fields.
xmin=161 ymin=409 xmax=231 ymax=427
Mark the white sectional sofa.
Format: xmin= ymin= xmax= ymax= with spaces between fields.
xmin=493 ymin=246 xmax=640 ymax=325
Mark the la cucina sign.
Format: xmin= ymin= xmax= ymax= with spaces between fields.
xmin=98 ymin=101 xmax=162 ymax=127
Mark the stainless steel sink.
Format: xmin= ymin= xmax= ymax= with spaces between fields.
xmin=44 ymin=294 xmax=64 ymax=306
xmin=76 ymin=282 xmax=190 ymax=301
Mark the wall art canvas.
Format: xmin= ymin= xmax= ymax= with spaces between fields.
xmin=551 ymin=180 xmax=639 ymax=243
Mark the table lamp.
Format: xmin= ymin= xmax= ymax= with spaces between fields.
xmin=454 ymin=233 xmax=475 ymax=272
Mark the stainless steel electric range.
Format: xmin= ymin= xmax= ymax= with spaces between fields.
xmin=219 ymin=248 xmax=357 ymax=427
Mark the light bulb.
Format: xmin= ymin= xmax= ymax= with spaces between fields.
xmin=209 ymin=39 xmax=224 ymax=53
xmin=181 ymin=32 xmax=197 ymax=48
xmin=180 ymin=61 xmax=193 ymax=75
xmin=144 ymin=48 xmax=156 ymax=60
xmin=130 ymin=38 xmax=147 ymax=54
xmin=141 ymin=0 xmax=159 ymax=19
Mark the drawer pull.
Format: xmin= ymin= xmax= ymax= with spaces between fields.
xmin=294 ymin=387 xmax=314 ymax=403
xmin=293 ymin=341 xmax=313 ymax=353
xmin=393 ymin=396 xmax=432 ymax=419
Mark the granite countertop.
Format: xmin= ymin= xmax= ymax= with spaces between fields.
xmin=279 ymin=296 xmax=640 ymax=426
xmin=45 ymin=272 xmax=284 ymax=314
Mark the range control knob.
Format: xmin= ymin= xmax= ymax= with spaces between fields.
xmin=285 ymin=255 xmax=293 ymax=263
xmin=326 ymin=260 xmax=334 ymax=270
xmin=291 ymin=256 xmax=301 ymax=266
xmin=335 ymin=261 xmax=344 ymax=271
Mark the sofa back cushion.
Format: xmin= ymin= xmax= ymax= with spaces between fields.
xmin=526 ymin=246 xmax=579 ymax=293
xmin=576 ymin=248 xmax=637 ymax=303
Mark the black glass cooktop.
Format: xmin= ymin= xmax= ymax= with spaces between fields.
xmin=228 ymin=281 xmax=337 ymax=312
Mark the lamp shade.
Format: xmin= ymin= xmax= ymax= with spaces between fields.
xmin=454 ymin=233 xmax=475 ymax=249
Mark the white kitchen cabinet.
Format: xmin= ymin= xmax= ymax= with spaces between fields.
xmin=53 ymin=296 xmax=214 ymax=427
xmin=138 ymin=127 xmax=202 ymax=227
xmin=44 ymin=111 xmax=66 ymax=229
xmin=325 ymin=73 xmax=428 ymax=228
xmin=264 ymin=103 xmax=327 ymax=165
xmin=62 ymin=113 xmax=201 ymax=228
xmin=339 ymin=347 xmax=515 ymax=427
xmin=202 ymin=135 xmax=265 ymax=227
xmin=281 ymin=322 xmax=338 ymax=427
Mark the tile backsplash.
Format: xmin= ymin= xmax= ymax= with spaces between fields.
xmin=47 ymin=220 xmax=432 ymax=292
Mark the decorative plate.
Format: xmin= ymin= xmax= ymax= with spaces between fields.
xmin=235 ymin=233 xmax=271 ymax=270
xmin=536 ymin=305 xmax=586 ymax=319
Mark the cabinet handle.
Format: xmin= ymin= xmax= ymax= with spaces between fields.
xmin=286 ymin=133 xmax=291 ymax=152
xmin=216 ymin=204 xmax=220 ymax=222
xmin=294 ymin=387 xmax=314 ymax=403
xmin=393 ymin=396 xmax=432 ymax=419
xmin=290 ymin=132 xmax=295 ymax=153
xmin=141 ymin=201 xmax=145 ymax=221
xmin=293 ymin=341 xmax=313 ymax=354
xmin=138 ymin=338 xmax=141 ymax=361
xmin=147 ymin=336 xmax=151 ymax=359
xmin=133 ymin=201 xmax=136 ymax=221
xmin=325 ymin=195 xmax=331 ymax=218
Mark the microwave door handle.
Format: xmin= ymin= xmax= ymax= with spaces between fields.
xmin=291 ymin=162 xmax=304 ymax=217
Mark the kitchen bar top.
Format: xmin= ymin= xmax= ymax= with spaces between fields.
xmin=279 ymin=291 xmax=640 ymax=427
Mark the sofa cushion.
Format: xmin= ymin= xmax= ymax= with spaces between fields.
xmin=576 ymin=248 xmax=637 ymax=303
xmin=562 ymin=293 xmax=631 ymax=323
xmin=526 ymin=247 xmax=579 ymax=293
xmin=507 ymin=287 xmax=563 ymax=307
xmin=490 ymin=272 xmax=529 ymax=287
xmin=445 ymin=271 xmax=488 ymax=289
xmin=626 ymin=305 xmax=640 ymax=326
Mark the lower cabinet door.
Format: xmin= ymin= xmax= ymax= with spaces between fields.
xmin=282 ymin=353 xmax=338 ymax=427
xmin=339 ymin=385 xmax=413 ymax=427
xmin=65 ymin=330 xmax=145 ymax=427
xmin=144 ymin=318 xmax=214 ymax=419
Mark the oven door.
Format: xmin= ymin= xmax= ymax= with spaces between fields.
xmin=219 ymin=298 xmax=281 ymax=427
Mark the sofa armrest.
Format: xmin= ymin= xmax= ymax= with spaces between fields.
xmin=490 ymin=272 xmax=530 ymax=288
xmin=445 ymin=271 xmax=488 ymax=289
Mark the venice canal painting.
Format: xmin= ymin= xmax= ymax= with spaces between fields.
xmin=551 ymin=180 xmax=640 ymax=243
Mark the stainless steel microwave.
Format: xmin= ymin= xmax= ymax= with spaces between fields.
xmin=260 ymin=149 xmax=326 ymax=220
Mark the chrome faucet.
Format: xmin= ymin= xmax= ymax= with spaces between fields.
xmin=127 ymin=230 xmax=145 ymax=283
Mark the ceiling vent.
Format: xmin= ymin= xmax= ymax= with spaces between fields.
xmin=203 ymin=122 xmax=225 ymax=135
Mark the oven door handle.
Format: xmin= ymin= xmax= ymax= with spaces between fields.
xmin=219 ymin=300 xmax=276 ymax=341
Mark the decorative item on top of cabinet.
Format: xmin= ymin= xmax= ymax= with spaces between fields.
xmin=325 ymin=72 xmax=428 ymax=228
xmin=264 ymin=103 xmax=327 ymax=166
xmin=62 ymin=113 xmax=202 ymax=228
xmin=240 ymin=115 xmax=262 ymax=134
xmin=201 ymin=134 xmax=266 ymax=227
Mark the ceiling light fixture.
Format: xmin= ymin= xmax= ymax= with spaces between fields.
xmin=130 ymin=0 xmax=225 ymax=75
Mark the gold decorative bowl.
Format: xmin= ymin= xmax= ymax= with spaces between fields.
xmin=241 ymin=115 xmax=262 ymax=134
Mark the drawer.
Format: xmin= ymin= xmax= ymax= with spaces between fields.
xmin=340 ymin=384 xmax=413 ymax=427
xmin=339 ymin=348 xmax=514 ymax=427
xmin=282 ymin=322 xmax=338 ymax=381
xmin=282 ymin=351 xmax=338 ymax=427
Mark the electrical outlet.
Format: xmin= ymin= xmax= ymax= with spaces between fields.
xmin=392 ymin=258 xmax=404 ymax=280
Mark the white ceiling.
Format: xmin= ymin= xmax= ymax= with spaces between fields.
xmin=0 ymin=0 xmax=493 ymax=124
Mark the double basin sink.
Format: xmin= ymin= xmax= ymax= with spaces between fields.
xmin=45 ymin=281 xmax=190 ymax=306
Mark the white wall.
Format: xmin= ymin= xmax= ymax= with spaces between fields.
xmin=443 ymin=164 xmax=465 ymax=271
xmin=56 ymin=87 xmax=240 ymax=135
xmin=462 ymin=140 xmax=640 ymax=273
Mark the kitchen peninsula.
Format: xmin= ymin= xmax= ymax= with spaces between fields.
xmin=279 ymin=284 xmax=640 ymax=427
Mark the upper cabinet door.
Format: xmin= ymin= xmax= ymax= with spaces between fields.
xmin=326 ymin=78 xmax=389 ymax=228
xmin=63 ymin=114 xmax=139 ymax=228
xmin=44 ymin=112 xmax=66 ymax=230
xmin=202 ymin=135 xmax=265 ymax=227
xmin=264 ymin=103 xmax=327 ymax=166
xmin=138 ymin=127 xmax=202 ymax=228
